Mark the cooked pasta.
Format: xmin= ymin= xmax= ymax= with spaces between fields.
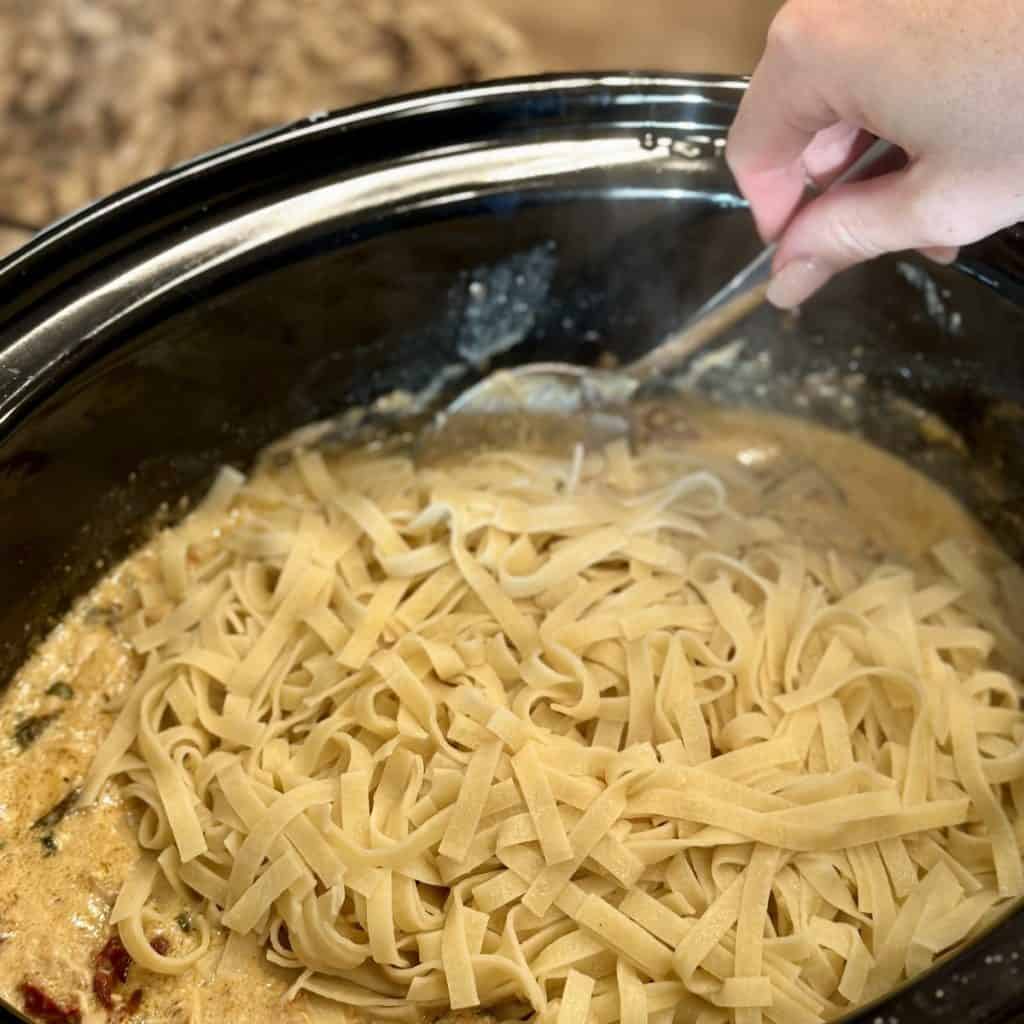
xmin=60 ymin=432 xmax=1024 ymax=1024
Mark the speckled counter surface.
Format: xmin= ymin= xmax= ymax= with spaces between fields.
xmin=0 ymin=0 xmax=781 ymax=257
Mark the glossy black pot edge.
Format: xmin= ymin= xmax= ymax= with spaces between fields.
xmin=959 ymin=224 xmax=1024 ymax=301
xmin=0 ymin=72 xmax=748 ymax=323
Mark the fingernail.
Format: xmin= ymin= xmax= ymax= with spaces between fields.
xmin=766 ymin=259 xmax=833 ymax=309
xmin=920 ymin=246 xmax=959 ymax=266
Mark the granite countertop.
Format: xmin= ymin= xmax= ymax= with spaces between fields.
xmin=0 ymin=0 xmax=778 ymax=256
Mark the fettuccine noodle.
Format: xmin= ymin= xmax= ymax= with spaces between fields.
xmin=82 ymin=438 xmax=1024 ymax=1024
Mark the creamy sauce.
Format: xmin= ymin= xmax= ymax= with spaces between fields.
xmin=0 ymin=406 xmax=1003 ymax=1024
xmin=674 ymin=405 xmax=984 ymax=559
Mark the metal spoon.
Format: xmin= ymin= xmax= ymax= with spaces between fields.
xmin=426 ymin=138 xmax=895 ymax=453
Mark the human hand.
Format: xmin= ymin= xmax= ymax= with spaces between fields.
xmin=726 ymin=0 xmax=1024 ymax=308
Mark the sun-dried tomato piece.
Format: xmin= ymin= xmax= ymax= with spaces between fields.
xmin=93 ymin=934 xmax=133 ymax=1008
xmin=118 ymin=988 xmax=143 ymax=1020
xmin=97 ymin=935 xmax=132 ymax=984
xmin=92 ymin=971 xmax=113 ymax=1011
xmin=19 ymin=982 xmax=81 ymax=1024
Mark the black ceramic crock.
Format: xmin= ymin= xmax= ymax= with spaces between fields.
xmin=1 ymin=73 xmax=1024 ymax=1024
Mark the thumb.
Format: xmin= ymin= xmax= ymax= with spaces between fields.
xmin=766 ymin=168 xmax=938 ymax=308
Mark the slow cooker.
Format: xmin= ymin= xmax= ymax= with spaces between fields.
xmin=1 ymin=73 xmax=1023 ymax=1024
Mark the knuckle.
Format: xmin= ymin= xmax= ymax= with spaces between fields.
xmin=903 ymin=169 xmax=973 ymax=246
xmin=725 ymin=111 xmax=759 ymax=180
xmin=907 ymin=179 xmax=1008 ymax=248
xmin=827 ymin=211 xmax=884 ymax=263
xmin=724 ymin=135 xmax=744 ymax=177
xmin=906 ymin=192 xmax=948 ymax=245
